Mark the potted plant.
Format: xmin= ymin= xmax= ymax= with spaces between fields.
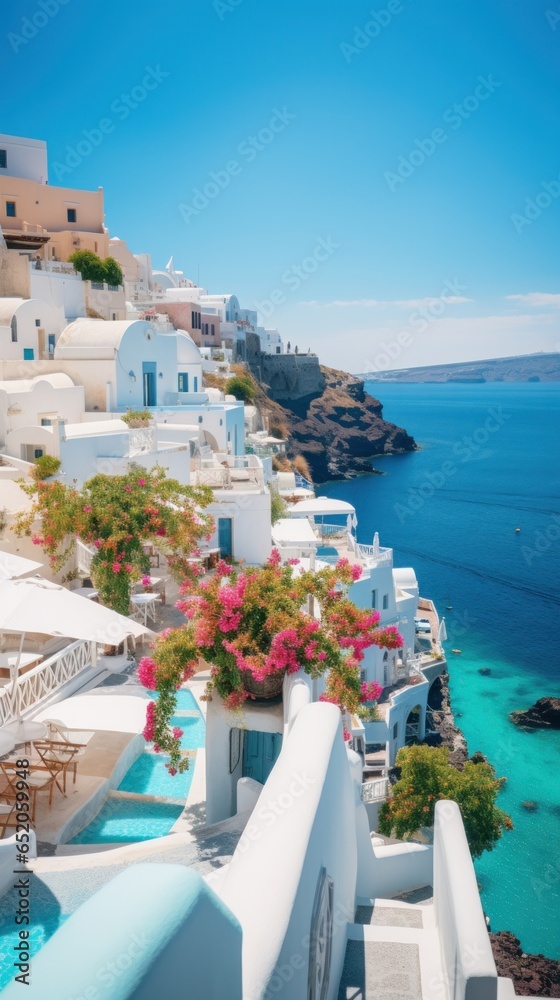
xmin=139 ymin=551 xmax=403 ymax=773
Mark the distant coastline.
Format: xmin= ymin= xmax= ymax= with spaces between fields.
xmin=356 ymin=352 xmax=560 ymax=384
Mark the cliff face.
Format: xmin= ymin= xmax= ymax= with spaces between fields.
xmin=252 ymin=362 xmax=416 ymax=482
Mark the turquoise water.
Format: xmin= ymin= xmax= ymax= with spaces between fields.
xmin=169 ymin=715 xmax=206 ymax=749
xmin=118 ymin=752 xmax=195 ymax=798
xmin=0 ymin=903 xmax=68 ymax=991
xmin=173 ymin=688 xmax=199 ymax=711
xmin=69 ymin=799 xmax=184 ymax=844
xmin=322 ymin=382 xmax=560 ymax=958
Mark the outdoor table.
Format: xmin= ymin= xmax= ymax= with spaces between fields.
xmin=199 ymin=548 xmax=220 ymax=569
xmin=71 ymin=588 xmax=99 ymax=602
xmin=134 ymin=577 xmax=167 ymax=605
xmin=130 ymin=593 xmax=162 ymax=626
xmin=0 ymin=651 xmax=43 ymax=680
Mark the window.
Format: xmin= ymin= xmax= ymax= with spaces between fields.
xmin=382 ymin=594 xmax=389 ymax=610
xmin=112 ymin=313 xmax=116 ymax=320
xmin=67 ymin=208 xmax=76 ymax=223
xmin=211 ymin=324 xmax=215 ymax=336
xmin=11 ymin=317 xmax=17 ymax=342
xmin=35 ymin=319 xmax=41 ymax=327
xmin=34 ymin=449 xmax=43 ymax=459
xmin=6 ymin=201 xmax=16 ymax=218
xmin=371 ymin=589 xmax=377 ymax=609
xmin=23 ymin=348 xmax=34 ymax=360
xmin=191 ymin=310 xmax=195 ymax=328
xmin=178 ymin=373 xmax=189 ymax=392
xmin=193 ymin=376 xmax=198 ymax=392
xmin=393 ymin=723 xmax=398 ymax=739
xmin=48 ymin=334 xmax=55 ymax=355
xmin=41 ymin=418 xmax=52 ymax=426
xmin=0 ymin=150 xmax=6 ymax=169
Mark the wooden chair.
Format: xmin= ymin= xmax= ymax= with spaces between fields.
xmin=33 ymin=740 xmax=82 ymax=794
xmin=0 ymin=801 xmax=18 ymax=839
xmin=0 ymin=761 xmax=58 ymax=823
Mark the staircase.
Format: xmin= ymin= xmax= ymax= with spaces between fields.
xmin=338 ymin=893 xmax=448 ymax=1000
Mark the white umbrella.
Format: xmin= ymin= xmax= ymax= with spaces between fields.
xmin=0 ymin=552 xmax=43 ymax=580
xmin=372 ymin=532 xmax=380 ymax=559
xmin=289 ymin=497 xmax=355 ymax=517
xmin=0 ymin=577 xmax=152 ymax=645
xmin=438 ymin=618 xmax=448 ymax=643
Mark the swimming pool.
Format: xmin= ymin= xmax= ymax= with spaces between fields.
xmin=316 ymin=545 xmax=340 ymax=564
xmin=118 ymin=751 xmax=194 ymax=798
xmin=69 ymin=798 xmax=184 ymax=845
xmin=169 ymin=714 xmax=206 ymax=749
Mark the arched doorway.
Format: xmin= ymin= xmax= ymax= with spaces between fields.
xmin=405 ymin=705 xmax=422 ymax=745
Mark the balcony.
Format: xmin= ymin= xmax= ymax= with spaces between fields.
xmin=192 ymin=453 xmax=264 ymax=492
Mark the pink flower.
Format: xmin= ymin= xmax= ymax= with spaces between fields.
xmin=267 ymin=548 xmax=281 ymax=567
xmin=166 ymin=765 xmax=177 ymax=776
xmin=138 ymin=478 xmax=146 ymax=486
xmin=288 ymin=557 xmax=300 ymax=566
xmin=125 ymin=563 xmax=133 ymax=572
xmin=83 ymin=505 xmax=92 ymax=513
xmin=141 ymin=574 xmax=152 ymax=586
xmin=216 ymin=560 xmax=233 ymax=576
xmin=31 ymin=536 xmax=43 ymax=546
xmin=172 ymin=727 xmax=184 ymax=739
xmin=112 ymin=561 xmax=121 ymax=573
xmin=343 ymin=727 xmax=352 ymax=742
xmin=124 ymin=485 xmax=132 ymax=493
xmin=94 ymin=539 xmax=103 ymax=549
xmin=360 ymin=681 xmax=383 ymax=703
xmin=156 ymin=528 xmax=166 ymax=536
xmin=351 ymin=564 xmax=362 ymax=581
xmin=137 ymin=657 xmax=158 ymax=689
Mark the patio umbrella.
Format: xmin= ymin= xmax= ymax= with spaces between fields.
xmin=289 ymin=497 xmax=355 ymax=516
xmin=0 ymin=577 xmax=154 ymax=722
xmin=0 ymin=552 xmax=43 ymax=580
xmin=372 ymin=532 xmax=380 ymax=559
xmin=289 ymin=496 xmax=356 ymax=542
xmin=438 ymin=618 xmax=448 ymax=643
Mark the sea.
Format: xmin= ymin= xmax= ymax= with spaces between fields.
xmin=317 ymin=381 xmax=560 ymax=959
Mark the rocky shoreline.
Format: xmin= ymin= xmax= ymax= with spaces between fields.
xmin=427 ymin=671 xmax=560 ymax=995
xmin=510 ymin=697 xmax=560 ymax=730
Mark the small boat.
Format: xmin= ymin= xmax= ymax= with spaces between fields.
xmin=451 ymin=648 xmax=462 ymax=654
xmin=446 ymin=606 xmax=453 ymax=610
xmin=515 ymin=527 xmax=521 ymax=533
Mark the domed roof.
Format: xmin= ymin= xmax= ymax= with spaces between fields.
xmin=175 ymin=330 xmax=202 ymax=364
xmin=55 ymin=319 xmax=154 ymax=359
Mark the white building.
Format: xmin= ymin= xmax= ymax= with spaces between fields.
xmin=0 ymin=296 xmax=63 ymax=363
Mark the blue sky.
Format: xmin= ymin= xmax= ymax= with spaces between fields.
xmin=3 ymin=0 xmax=559 ymax=371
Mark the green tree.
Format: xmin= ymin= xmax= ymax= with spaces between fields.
xmin=103 ymin=256 xmax=123 ymax=286
xmin=225 ymin=375 xmax=255 ymax=402
xmin=270 ymin=488 xmax=287 ymax=525
xmin=68 ymin=249 xmax=106 ymax=282
xmin=378 ymin=744 xmax=513 ymax=858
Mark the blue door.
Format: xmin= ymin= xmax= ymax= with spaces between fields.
xmin=218 ymin=517 xmax=233 ymax=558
xmin=142 ymin=362 xmax=157 ymax=406
xmin=242 ymin=731 xmax=283 ymax=784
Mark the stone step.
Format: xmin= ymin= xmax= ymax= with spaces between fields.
xmin=338 ymin=937 xmax=423 ymax=1000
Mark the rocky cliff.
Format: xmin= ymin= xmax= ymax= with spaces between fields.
xmin=250 ymin=362 xmax=416 ymax=482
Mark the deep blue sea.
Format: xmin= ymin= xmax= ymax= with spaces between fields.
xmin=319 ymin=381 xmax=560 ymax=958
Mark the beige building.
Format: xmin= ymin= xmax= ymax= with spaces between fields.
xmin=0 ymin=132 xmax=108 ymax=261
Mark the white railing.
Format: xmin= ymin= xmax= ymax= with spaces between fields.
xmin=32 ymin=260 xmax=76 ymax=275
xmin=361 ymin=777 xmax=388 ymax=803
xmin=129 ymin=426 xmax=155 ymax=455
xmin=0 ymin=640 xmax=94 ymax=726
xmin=192 ymin=467 xmax=230 ymax=488
xmin=76 ymin=539 xmax=95 ymax=574
xmin=355 ymin=542 xmax=393 ymax=566
xmin=317 ymin=522 xmax=347 ymax=538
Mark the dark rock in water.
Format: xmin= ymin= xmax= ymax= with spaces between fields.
xmin=510 ymin=697 xmax=560 ymax=730
xmin=480 ymin=690 xmax=499 ymax=698
xmin=522 ymin=801 xmax=538 ymax=812
xmin=470 ymin=751 xmax=488 ymax=765
xmin=425 ymin=672 xmax=468 ymax=768
xmin=490 ymin=931 xmax=560 ymax=997
xmin=479 ymin=667 xmax=492 ymax=676
xmin=548 ymin=804 xmax=560 ymax=818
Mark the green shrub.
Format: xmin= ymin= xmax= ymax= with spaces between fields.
xmin=31 ymin=455 xmax=61 ymax=481
xmin=225 ymin=375 xmax=256 ymax=402
xmin=122 ymin=410 xmax=151 ymax=427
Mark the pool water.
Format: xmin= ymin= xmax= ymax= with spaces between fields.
xmin=118 ymin=752 xmax=194 ymax=798
xmin=69 ymin=799 xmax=184 ymax=844
xmin=0 ymin=915 xmax=69 ymax=990
xmin=173 ymin=688 xmax=198 ymax=712
xmin=316 ymin=545 xmax=339 ymax=564
xmin=170 ymin=714 xmax=206 ymax=749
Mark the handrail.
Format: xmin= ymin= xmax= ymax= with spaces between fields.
xmin=0 ymin=639 xmax=94 ymax=726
